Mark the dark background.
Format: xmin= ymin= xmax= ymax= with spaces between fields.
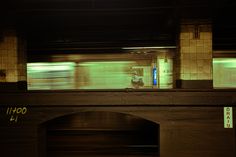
xmin=1 ymin=0 xmax=236 ymax=51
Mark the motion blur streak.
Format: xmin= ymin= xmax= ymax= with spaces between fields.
xmin=213 ymin=58 xmax=236 ymax=88
xmin=27 ymin=61 xmax=153 ymax=90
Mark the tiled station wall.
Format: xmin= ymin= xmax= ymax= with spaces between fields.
xmin=0 ymin=30 xmax=26 ymax=82
xmin=178 ymin=23 xmax=212 ymax=80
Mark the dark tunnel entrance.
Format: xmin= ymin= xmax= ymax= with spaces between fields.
xmin=46 ymin=111 xmax=160 ymax=157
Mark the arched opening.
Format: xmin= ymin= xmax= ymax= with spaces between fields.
xmin=46 ymin=111 xmax=160 ymax=157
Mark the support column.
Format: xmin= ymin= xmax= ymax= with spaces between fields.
xmin=0 ymin=30 xmax=27 ymax=90
xmin=176 ymin=20 xmax=213 ymax=89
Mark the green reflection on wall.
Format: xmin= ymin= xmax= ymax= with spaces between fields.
xmin=213 ymin=58 xmax=236 ymax=88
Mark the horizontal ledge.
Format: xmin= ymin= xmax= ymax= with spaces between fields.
xmin=2 ymin=88 xmax=236 ymax=93
xmin=0 ymin=90 xmax=235 ymax=106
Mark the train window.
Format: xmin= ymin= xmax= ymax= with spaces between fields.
xmin=213 ymin=58 xmax=236 ymax=88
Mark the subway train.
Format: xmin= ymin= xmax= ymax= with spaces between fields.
xmin=27 ymin=51 xmax=174 ymax=90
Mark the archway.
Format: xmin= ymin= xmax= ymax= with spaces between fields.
xmin=46 ymin=111 xmax=160 ymax=157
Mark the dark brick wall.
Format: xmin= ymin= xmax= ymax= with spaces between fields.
xmin=0 ymin=90 xmax=235 ymax=157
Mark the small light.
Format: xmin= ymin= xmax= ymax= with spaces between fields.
xmin=153 ymin=68 xmax=157 ymax=86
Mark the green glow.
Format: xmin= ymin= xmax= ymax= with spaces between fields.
xmin=213 ymin=58 xmax=236 ymax=68
xmin=27 ymin=62 xmax=76 ymax=90
xmin=213 ymin=58 xmax=236 ymax=88
xmin=77 ymin=61 xmax=151 ymax=89
xmin=27 ymin=61 xmax=152 ymax=90
xmin=27 ymin=62 xmax=75 ymax=72
xmin=27 ymin=58 xmax=174 ymax=90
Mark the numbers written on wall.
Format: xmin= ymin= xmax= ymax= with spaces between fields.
xmin=6 ymin=107 xmax=28 ymax=123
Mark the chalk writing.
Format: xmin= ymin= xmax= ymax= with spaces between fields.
xmin=6 ymin=107 xmax=28 ymax=123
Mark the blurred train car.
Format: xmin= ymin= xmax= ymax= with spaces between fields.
xmin=27 ymin=51 xmax=174 ymax=90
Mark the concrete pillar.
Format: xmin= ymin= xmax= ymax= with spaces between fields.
xmin=176 ymin=20 xmax=213 ymax=88
xmin=0 ymin=30 xmax=27 ymax=90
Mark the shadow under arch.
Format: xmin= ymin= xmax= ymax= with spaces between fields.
xmin=43 ymin=111 xmax=160 ymax=157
